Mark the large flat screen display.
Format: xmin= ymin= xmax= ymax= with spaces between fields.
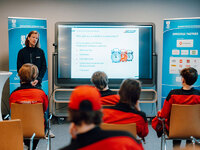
xmin=54 ymin=22 xmax=155 ymax=88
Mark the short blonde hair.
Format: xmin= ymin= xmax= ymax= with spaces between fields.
xmin=18 ymin=63 xmax=39 ymax=83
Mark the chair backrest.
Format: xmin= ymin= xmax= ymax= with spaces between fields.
xmin=11 ymin=103 xmax=45 ymax=138
xmin=101 ymin=123 xmax=137 ymax=137
xmin=0 ymin=119 xmax=23 ymax=150
xmin=169 ymin=104 xmax=200 ymax=138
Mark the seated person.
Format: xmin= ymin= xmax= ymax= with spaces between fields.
xmin=152 ymin=67 xmax=200 ymax=148
xmin=60 ymin=85 xmax=144 ymax=150
xmin=103 ymin=79 xmax=149 ymax=139
xmin=9 ymin=63 xmax=48 ymax=149
xmin=9 ymin=63 xmax=48 ymax=111
xmin=91 ymin=71 xmax=120 ymax=105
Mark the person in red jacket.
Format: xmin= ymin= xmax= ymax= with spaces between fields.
xmin=9 ymin=63 xmax=48 ymax=111
xmin=60 ymin=85 xmax=144 ymax=150
xmin=152 ymin=67 xmax=200 ymax=148
xmin=103 ymin=79 xmax=149 ymax=140
xmin=91 ymin=71 xmax=120 ymax=105
xmin=9 ymin=63 xmax=49 ymax=150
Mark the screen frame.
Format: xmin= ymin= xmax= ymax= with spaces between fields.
xmin=54 ymin=22 xmax=156 ymax=88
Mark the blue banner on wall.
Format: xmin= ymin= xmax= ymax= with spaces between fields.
xmin=8 ymin=17 xmax=48 ymax=95
xmin=162 ymin=17 xmax=200 ymax=106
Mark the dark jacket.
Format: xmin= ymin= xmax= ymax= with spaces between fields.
xmin=17 ymin=46 xmax=47 ymax=85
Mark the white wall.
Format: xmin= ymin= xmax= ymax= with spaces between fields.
xmin=0 ymin=0 xmax=200 ymax=114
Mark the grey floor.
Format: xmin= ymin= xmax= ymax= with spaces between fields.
xmin=37 ymin=118 xmax=189 ymax=150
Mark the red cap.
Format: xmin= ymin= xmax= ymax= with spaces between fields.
xmin=69 ymin=85 xmax=101 ymax=111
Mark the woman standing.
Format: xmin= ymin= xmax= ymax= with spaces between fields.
xmin=17 ymin=31 xmax=47 ymax=88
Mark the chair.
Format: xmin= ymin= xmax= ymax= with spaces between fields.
xmin=161 ymin=104 xmax=200 ymax=150
xmin=0 ymin=119 xmax=23 ymax=150
xmin=101 ymin=123 xmax=137 ymax=137
xmin=11 ymin=103 xmax=52 ymax=150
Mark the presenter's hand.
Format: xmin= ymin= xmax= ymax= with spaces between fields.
xmin=31 ymin=80 xmax=38 ymax=86
xmin=69 ymin=123 xmax=77 ymax=139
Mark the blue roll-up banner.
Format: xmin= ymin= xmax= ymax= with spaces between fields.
xmin=8 ymin=17 xmax=48 ymax=95
xmin=162 ymin=17 xmax=200 ymax=106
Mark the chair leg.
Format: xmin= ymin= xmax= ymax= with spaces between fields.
xmin=164 ymin=138 xmax=167 ymax=150
xmin=193 ymin=143 xmax=196 ymax=150
xmin=30 ymin=133 xmax=36 ymax=150
xmin=161 ymin=134 xmax=163 ymax=150
xmin=47 ymin=131 xmax=51 ymax=150
xmin=191 ymin=136 xmax=196 ymax=150
xmin=47 ymin=114 xmax=52 ymax=150
xmin=161 ymin=133 xmax=166 ymax=150
xmin=161 ymin=133 xmax=167 ymax=150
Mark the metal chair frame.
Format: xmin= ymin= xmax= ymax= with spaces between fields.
xmin=11 ymin=103 xmax=52 ymax=150
xmin=160 ymin=104 xmax=200 ymax=150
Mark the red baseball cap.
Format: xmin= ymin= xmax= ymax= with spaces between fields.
xmin=69 ymin=85 xmax=101 ymax=111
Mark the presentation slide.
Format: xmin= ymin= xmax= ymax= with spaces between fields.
xmin=71 ymin=27 xmax=139 ymax=78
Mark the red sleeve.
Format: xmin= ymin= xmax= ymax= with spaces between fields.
xmin=42 ymin=93 xmax=49 ymax=112
xmin=136 ymin=121 xmax=149 ymax=138
xmin=9 ymin=91 xmax=19 ymax=107
xmin=160 ymin=99 xmax=172 ymax=119
xmin=101 ymin=95 xmax=120 ymax=105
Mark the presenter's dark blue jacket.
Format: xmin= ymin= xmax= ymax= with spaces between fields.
xmin=17 ymin=46 xmax=47 ymax=85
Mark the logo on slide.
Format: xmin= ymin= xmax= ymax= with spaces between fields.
xmin=124 ymin=30 xmax=136 ymax=33
xmin=111 ymin=49 xmax=121 ymax=63
xmin=121 ymin=51 xmax=127 ymax=62
xmin=111 ymin=49 xmax=133 ymax=63
xmin=127 ymin=50 xmax=133 ymax=61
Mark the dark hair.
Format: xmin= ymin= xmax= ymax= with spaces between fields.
xmin=91 ymin=71 xmax=108 ymax=90
xmin=25 ymin=31 xmax=40 ymax=48
xmin=18 ymin=63 xmax=39 ymax=83
xmin=119 ymin=79 xmax=141 ymax=106
xmin=180 ymin=67 xmax=198 ymax=85
xmin=68 ymin=108 xmax=102 ymax=126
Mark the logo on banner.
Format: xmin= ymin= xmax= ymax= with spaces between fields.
xmin=166 ymin=21 xmax=170 ymax=29
xmin=21 ymin=35 xmax=26 ymax=47
xmin=12 ymin=19 xmax=16 ymax=27
xmin=14 ymin=73 xmax=19 ymax=81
